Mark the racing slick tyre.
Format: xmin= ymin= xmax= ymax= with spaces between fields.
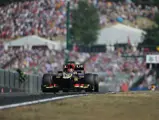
xmin=93 ymin=74 xmax=99 ymax=92
xmin=42 ymin=89 xmax=48 ymax=93
xmin=63 ymin=89 xmax=69 ymax=92
xmin=84 ymin=73 xmax=95 ymax=92
xmin=52 ymin=75 xmax=59 ymax=93
xmin=41 ymin=74 xmax=52 ymax=93
xmin=41 ymin=74 xmax=59 ymax=93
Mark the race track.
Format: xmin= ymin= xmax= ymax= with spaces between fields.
xmin=0 ymin=92 xmax=86 ymax=106
xmin=0 ymin=83 xmax=106 ymax=109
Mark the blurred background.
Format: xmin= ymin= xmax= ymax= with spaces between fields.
xmin=0 ymin=0 xmax=159 ymax=92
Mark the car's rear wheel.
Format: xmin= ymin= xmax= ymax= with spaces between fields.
xmin=93 ymin=74 xmax=99 ymax=92
xmin=84 ymin=73 xmax=94 ymax=92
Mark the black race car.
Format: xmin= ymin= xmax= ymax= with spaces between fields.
xmin=41 ymin=61 xmax=99 ymax=93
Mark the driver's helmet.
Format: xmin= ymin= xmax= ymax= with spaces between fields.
xmin=67 ymin=63 xmax=75 ymax=73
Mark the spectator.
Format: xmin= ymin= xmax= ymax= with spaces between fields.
xmin=0 ymin=0 xmax=158 ymax=91
xmin=0 ymin=0 xmax=157 ymax=40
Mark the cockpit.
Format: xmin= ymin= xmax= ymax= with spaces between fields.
xmin=63 ymin=63 xmax=84 ymax=73
xmin=63 ymin=63 xmax=75 ymax=73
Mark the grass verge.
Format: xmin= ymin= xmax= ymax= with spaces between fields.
xmin=0 ymin=91 xmax=159 ymax=120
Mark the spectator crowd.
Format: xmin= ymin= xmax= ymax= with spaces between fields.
xmin=0 ymin=42 xmax=157 ymax=91
xmin=0 ymin=0 xmax=158 ymax=40
xmin=98 ymin=0 xmax=158 ymax=27
xmin=85 ymin=46 xmax=157 ymax=91
xmin=0 ymin=0 xmax=158 ymax=91
xmin=0 ymin=46 xmax=90 ymax=75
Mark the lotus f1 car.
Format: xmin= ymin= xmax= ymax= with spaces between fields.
xmin=41 ymin=61 xmax=99 ymax=93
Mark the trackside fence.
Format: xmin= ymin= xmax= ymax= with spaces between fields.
xmin=0 ymin=69 xmax=42 ymax=94
xmin=0 ymin=69 xmax=143 ymax=94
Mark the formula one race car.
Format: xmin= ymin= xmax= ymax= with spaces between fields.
xmin=41 ymin=61 xmax=99 ymax=93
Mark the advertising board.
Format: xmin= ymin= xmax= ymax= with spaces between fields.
xmin=146 ymin=55 xmax=159 ymax=63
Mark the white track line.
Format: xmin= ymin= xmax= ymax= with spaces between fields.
xmin=0 ymin=94 xmax=88 ymax=110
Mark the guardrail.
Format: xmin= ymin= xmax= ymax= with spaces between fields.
xmin=0 ymin=69 xmax=42 ymax=94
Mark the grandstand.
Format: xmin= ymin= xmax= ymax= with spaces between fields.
xmin=0 ymin=0 xmax=157 ymax=41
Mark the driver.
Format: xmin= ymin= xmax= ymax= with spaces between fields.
xmin=67 ymin=64 xmax=75 ymax=73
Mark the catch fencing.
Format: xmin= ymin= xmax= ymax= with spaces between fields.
xmin=0 ymin=69 xmax=42 ymax=94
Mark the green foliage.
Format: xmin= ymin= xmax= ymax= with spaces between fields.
xmin=140 ymin=13 xmax=159 ymax=46
xmin=16 ymin=69 xmax=27 ymax=83
xmin=153 ymin=0 xmax=159 ymax=5
xmin=71 ymin=0 xmax=100 ymax=45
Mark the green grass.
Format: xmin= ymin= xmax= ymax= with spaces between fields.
xmin=0 ymin=91 xmax=159 ymax=120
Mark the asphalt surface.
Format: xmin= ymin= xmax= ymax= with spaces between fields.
xmin=0 ymin=86 xmax=24 ymax=93
xmin=0 ymin=92 xmax=86 ymax=106
xmin=0 ymin=84 xmax=104 ymax=107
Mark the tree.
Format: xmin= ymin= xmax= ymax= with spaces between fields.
xmin=71 ymin=0 xmax=100 ymax=45
xmin=139 ymin=14 xmax=159 ymax=46
xmin=153 ymin=0 xmax=159 ymax=7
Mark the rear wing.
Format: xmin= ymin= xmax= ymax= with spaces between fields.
xmin=75 ymin=64 xmax=84 ymax=70
xmin=63 ymin=64 xmax=84 ymax=71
